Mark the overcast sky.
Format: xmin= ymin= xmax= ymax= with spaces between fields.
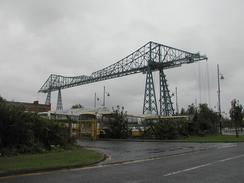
xmin=0 ymin=0 xmax=243 ymax=116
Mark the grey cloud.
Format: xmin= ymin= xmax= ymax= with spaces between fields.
xmin=0 ymin=0 xmax=244 ymax=115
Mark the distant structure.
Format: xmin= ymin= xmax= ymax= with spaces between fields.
xmin=7 ymin=100 xmax=51 ymax=113
xmin=39 ymin=41 xmax=207 ymax=116
xmin=38 ymin=106 xmax=143 ymax=139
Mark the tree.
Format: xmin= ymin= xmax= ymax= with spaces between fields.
xmin=190 ymin=104 xmax=219 ymax=135
xmin=109 ymin=105 xmax=129 ymax=139
xmin=71 ymin=104 xmax=83 ymax=109
xmin=0 ymin=96 xmax=74 ymax=155
xmin=229 ymin=99 xmax=243 ymax=137
xmin=180 ymin=108 xmax=186 ymax=115
xmin=186 ymin=103 xmax=197 ymax=115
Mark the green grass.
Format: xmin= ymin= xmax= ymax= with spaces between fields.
xmin=0 ymin=148 xmax=104 ymax=175
xmin=182 ymin=135 xmax=244 ymax=142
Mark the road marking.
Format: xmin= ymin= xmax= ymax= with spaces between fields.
xmin=218 ymin=154 xmax=244 ymax=162
xmin=163 ymin=154 xmax=244 ymax=177
xmin=164 ymin=163 xmax=212 ymax=176
xmin=217 ymin=144 xmax=237 ymax=149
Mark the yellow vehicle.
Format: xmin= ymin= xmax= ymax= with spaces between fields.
xmin=79 ymin=113 xmax=100 ymax=140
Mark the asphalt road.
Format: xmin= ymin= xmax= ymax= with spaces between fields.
xmin=1 ymin=141 xmax=244 ymax=183
xmin=78 ymin=140 xmax=236 ymax=164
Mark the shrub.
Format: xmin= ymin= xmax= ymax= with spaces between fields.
xmin=108 ymin=106 xmax=129 ymax=139
xmin=143 ymin=118 xmax=189 ymax=140
xmin=189 ymin=104 xmax=219 ymax=135
xmin=0 ymin=96 xmax=74 ymax=156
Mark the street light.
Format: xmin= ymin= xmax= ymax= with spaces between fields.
xmin=94 ymin=92 xmax=100 ymax=109
xmin=217 ymin=64 xmax=224 ymax=134
xmin=102 ymin=86 xmax=110 ymax=107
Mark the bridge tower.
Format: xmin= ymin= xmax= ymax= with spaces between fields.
xmin=143 ymin=68 xmax=158 ymax=114
xmin=159 ymin=69 xmax=174 ymax=116
xmin=143 ymin=42 xmax=174 ymax=115
xmin=45 ymin=90 xmax=51 ymax=105
xmin=56 ymin=88 xmax=63 ymax=111
xmin=143 ymin=42 xmax=158 ymax=115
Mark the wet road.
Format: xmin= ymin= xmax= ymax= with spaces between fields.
xmin=1 ymin=141 xmax=244 ymax=183
xmin=78 ymin=140 xmax=235 ymax=164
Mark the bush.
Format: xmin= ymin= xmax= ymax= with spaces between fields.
xmin=0 ymin=96 xmax=74 ymax=156
xmin=189 ymin=104 xmax=219 ymax=135
xmin=108 ymin=106 xmax=129 ymax=139
xmin=143 ymin=118 xmax=189 ymax=140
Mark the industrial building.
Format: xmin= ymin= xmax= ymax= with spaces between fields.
xmin=7 ymin=100 xmax=51 ymax=113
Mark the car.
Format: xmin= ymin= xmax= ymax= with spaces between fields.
xmin=99 ymin=128 xmax=112 ymax=138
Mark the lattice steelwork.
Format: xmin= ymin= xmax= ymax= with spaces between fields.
xmin=143 ymin=42 xmax=158 ymax=114
xmin=159 ymin=70 xmax=174 ymax=116
xmin=45 ymin=90 xmax=51 ymax=105
xmin=39 ymin=41 xmax=207 ymax=115
xmin=56 ymin=89 xmax=63 ymax=111
xmin=143 ymin=68 xmax=158 ymax=115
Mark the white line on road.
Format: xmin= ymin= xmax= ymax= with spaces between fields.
xmin=218 ymin=154 xmax=244 ymax=162
xmin=217 ymin=144 xmax=237 ymax=149
xmin=163 ymin=154 xmax=244 ymax=177
xmin=163 ymin=163 xmax=212 ymax=176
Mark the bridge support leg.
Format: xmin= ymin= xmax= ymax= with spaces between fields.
xmin=45 ymin=91 xmax=51 ymax=105
xmin=143 ymin=69 xmax=158 ymax=115
xmin=56 ymin=89 xmax=63 ymax=111
xmin=159 ymin=69 xmax=174 ymax=116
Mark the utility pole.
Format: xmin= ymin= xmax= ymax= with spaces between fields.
xmin=94 ymin=92 xmax=97 ymax=109
xmin=217 ymin=64 xmax=224 ymax=134
xmin=103 ymin=86 xmax=105 ymax=107
xmin=94 ymin=92 xmax=100 ymax=109
xmin=102 ymin=86 xmax=110 ymax=107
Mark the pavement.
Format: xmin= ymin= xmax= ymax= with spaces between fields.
xmin=1 ymin=140 xmax=244 ymax=183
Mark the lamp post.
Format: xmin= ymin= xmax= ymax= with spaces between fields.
xmin=94 ymin=92 xmax=100 ymax=109
xmin=102 ymin=86 xmax=110 ymax=107
xmin=217 ymin=64 xmax=224 ymax=134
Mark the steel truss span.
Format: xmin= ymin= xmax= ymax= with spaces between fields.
xmin=39 ymin=41 xmax=207 ymax=115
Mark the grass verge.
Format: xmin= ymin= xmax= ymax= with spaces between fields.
xmin=182 ymin=135 xmax=244 ymax=142
xmin=0 ymin=147 xmax=104 ymax=176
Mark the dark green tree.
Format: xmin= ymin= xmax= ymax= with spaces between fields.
xmin=229 ymin=99 xmax=243 ymax=137
xmin=109 ymin=105 xmax=129 ymax=139
xmin=180 ymin=108 xmax=186 ymax=115
xmin=190 ymin=104 xmax=219 ymax=135
xmin=71 ymin=104 xmax=83 ymax=109
xmin=186 ymin=103 xmax=197 ymax=115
